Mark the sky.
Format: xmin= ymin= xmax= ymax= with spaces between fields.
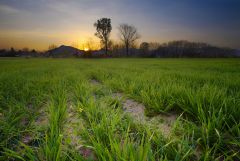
xmin=0 ymin=0 xmax=240 ymax=50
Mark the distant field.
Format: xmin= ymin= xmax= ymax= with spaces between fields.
xmin=0 ymin=58 xmax=239 ymax=160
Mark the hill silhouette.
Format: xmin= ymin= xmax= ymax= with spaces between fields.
xmin=47 ymin=45 xmax=84 ymax=57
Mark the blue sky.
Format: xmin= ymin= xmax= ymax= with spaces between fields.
xmin=0 ymin=0 xmax=239 ymax=50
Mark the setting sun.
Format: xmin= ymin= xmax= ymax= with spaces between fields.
xmin=84 ymin=48 xmax=89 ymax=51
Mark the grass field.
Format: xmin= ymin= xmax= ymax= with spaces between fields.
xmin=0 ymin=58 xmax=239 ymax=161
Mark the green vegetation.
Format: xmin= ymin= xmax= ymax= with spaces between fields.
xmin=0 ymin=58 xmax=239 ymax=160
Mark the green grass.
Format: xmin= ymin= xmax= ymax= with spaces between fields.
xmin=0 ymin=58 xmax=239 ymax=160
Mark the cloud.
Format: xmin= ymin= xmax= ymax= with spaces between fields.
xmin=0 ymin=4 xmax=20 ymax=14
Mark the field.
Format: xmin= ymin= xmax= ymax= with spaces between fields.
xmin=0 ymin=58 xmax=239 ymax=161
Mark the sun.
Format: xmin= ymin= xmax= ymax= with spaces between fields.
xmin=84 ymin=48 xmax=89 ymax=51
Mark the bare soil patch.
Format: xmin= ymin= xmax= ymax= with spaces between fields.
xmin=35 ymin=105 xmax=48 ymax=127
xmin=113 ymin=93 xmax=177 ymax=136
xmin=90 ymin=79 xmax=101 ymax=86
xmin=21 ymin=104 xmax=48 ymax=145
xmin=89 ymin=79 xmax=178 ymax=137
xmin=64 ymin=102 xmax=84 ymax=150
xmin=64 ymin=101 xmax=96 ymax=160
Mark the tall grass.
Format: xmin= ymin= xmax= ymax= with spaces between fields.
xmin=89 ymin=58 xmax=240 ymax=160
xmin=0 ymin=58 xmax=239 ymax=160
xmin=43 ymin=84 xmax=67 ymax=161
xmin=71 ymin=82 xmax=196 ymax=160
xmin=0 ymin=66 xmax=50 ymax=160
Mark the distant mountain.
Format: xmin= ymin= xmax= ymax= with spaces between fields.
xmin=47 ymin=45 xmax=84 ymax=57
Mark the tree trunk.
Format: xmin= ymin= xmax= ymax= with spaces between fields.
xmin=105 ymin=41 xmax=108 ymax=55
xmin=126 ymin=42 xmax=129 ymax=56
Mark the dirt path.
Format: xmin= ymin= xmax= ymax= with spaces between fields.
xmin=90 ymin=79 xmax=178 ymax=137
xmin=113 ymin=92 xmax=177 ymax=137
xmin=89 ymin=79 xmax=202 ymax=158
xmin=63 ymin=101 xmax=84 ymax=151
xmin=21 ymin=103 xmax=48 ymax=145
xmin=63 ymin=97 xmax=96 ymax=160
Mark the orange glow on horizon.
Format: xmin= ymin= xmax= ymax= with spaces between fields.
xmin=0 ymin=29 xmax=102 ymax=51
xmin=70 ymin=37 xmax=101 ymax=51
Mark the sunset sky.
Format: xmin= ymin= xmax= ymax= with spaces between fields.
xmin=0 ymin=0 xmax=240 ymax=50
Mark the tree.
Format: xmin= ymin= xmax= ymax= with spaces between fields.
xmin=8 ymin=47 xmax=17 ymax=57
xmin=118 ymin=24 xmax=140 ymax=56
xmin=140 ymin=42 xmax=149 ymax=51
xmin=140 ymin=42 xmax=149 ymax=56
xmin=94 ymin=18 xmax=112 ymax=55
xmin=148 ymin=42 xmax=160 ymax=50
xmin=31 ymin=49 xmax=37 ymax=53
xmin=22 ymin=47 xmax=29 ymax=53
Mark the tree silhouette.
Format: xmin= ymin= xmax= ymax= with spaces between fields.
xmin=22 ymin=47 xmax=29 ymax=53
xmin=9 ymin=47 xmax=17 ymax=57
xmin=94 ymin=18 xmax=112 ymax=55
xmin=140 ymin=42 xmax=149 ymax=56
xmin=118 ymin=24 xmax=140 ymax=56
xmin=152 ymin=40 xmax=235 ymax=58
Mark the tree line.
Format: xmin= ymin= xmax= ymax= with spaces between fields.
xmin=93 ymin=18 xmax=237 ymax=58
xmin=139 ymin=40 xmax=237 ymax=58
xmin=0 ymin=17 xmax=238 ymax=58
xmin=0 ymin=47 xmax=42 ymax=57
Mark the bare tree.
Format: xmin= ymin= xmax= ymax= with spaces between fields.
xmin=94 ymin=18 xmax=112 ymax=55
xmin=148 ymin=42 xmax=161 ymax=50
xmin=140 ymin=42 xmax=149 ymax=56
xmin=118 ymin=24 xmax=140 ymax=56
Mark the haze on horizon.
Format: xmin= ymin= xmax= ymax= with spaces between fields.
xmin=0 ymin=0 xmax=240 ymax=51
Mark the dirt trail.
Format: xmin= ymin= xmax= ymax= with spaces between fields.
xmin=64 ymin=99 xmax=96 ymax=159
xmin=113 ymin=92 xmax=177 ymax=137
xmin=89 ymin=79 xmax=202 ymax=158
xmin=34 ymin=105 xmax=48 ymax=127
xmin=21 ymin=103 xmax=48 ymax=145
xmin=90 ymin=79 xmax=101 ymax=85
xmin=64 ymin=102 xmax=84 ymax=150
xmin=90 ymin=79 xmax=178 ymax=137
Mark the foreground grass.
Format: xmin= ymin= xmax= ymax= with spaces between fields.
xmin=0 ymin=58 xmax=239 ymax=160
